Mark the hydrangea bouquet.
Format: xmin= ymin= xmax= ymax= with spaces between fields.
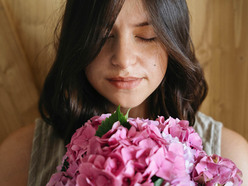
xmin=47 ymin=106 xmax=242 ymax=186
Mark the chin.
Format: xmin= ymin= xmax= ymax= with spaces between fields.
xmin=111 ymin=97 xmax=147 ymax=111
xmin=113 ymin=101 xmax=137 ymax=109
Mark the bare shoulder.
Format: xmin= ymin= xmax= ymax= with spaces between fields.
xmin=0 ymin=123 xmax=35 ymax=186
xmin=221 ymin=127 xmax=248 ymax=184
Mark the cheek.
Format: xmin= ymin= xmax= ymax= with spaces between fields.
xmin=159 ymin=54 xmax=168 ymax=76
xmin=85 ymin=51 xmax=108 ymax=79
xmin=85 ymin=61 xmax=100 ymax=86
xmin=149 ymin=46 xmax=168 ymax=77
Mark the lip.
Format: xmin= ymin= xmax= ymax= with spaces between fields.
xmin=107 ymin=77 xmax=143 ymax=89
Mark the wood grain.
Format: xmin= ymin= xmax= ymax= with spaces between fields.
xmin=187 ymin=0 xmax=248 ymax=140
xmin=0 ymin=0 xmax=39 ymax=142
xmin=2 ymin=0 xmax=65 ymax=90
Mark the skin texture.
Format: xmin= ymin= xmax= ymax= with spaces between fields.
xmin=0 ymin=0 xmax=248 ymax=185
xmin=221 ymin=127 xmax=248 ymax=184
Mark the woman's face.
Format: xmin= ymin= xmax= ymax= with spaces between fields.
xmin=85 ymin=0 xmax=168 ymax=116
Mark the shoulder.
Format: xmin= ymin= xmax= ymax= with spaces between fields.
xmin=0 ymin=123 xmax=35 ymax=186
xmin=221 ymin=127 xmax=248 ymax=184
xmin=221 ymin=127 xmax=248 ymax=161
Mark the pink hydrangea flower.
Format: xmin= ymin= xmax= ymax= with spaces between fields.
xmin=192 ymin=154 xmax=243 ymax=185
xmin=77 ymin=162 xmax=121 ymax=186
xmin=47 ymin=115 xmax=243 ymax=186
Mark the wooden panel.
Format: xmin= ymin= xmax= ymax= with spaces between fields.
xmin=187 ymin=0 xmax=248 ymax=140
xmin=2 ymin=0 xmax=65 ymax=89
xmin=0 ymin=0 xmax=39 ymax=142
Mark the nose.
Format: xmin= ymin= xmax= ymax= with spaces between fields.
xmin=111 ymin=37 xmax=136 ymax=69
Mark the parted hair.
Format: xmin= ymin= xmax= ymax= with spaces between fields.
xmin=39 ymin=0 xmax=208 ymax=142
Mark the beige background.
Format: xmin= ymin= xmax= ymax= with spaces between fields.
xmin=0 ymin=0 xmax=247 ymax=143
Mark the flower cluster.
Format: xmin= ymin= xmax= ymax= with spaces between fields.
xmin=47 ymin=113 xmax=242 ymax=186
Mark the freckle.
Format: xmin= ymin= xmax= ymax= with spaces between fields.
xmin=153 ymin=64 xmax=156 ymax=67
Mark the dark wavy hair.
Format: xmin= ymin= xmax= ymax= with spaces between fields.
xmin=39 ymin=0 xmax=208 ymax=142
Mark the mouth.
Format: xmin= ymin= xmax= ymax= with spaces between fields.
xmin=107 ymin=77 xmax=143 ymax=90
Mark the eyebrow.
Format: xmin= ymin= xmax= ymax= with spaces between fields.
xmin=133 ymin=21 xmax=150 ymax=27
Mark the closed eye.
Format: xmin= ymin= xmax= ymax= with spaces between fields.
xmin=136 ymin=36 xmax=156 ymax=43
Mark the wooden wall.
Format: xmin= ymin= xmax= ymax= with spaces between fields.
xmin=187 ymin=0 xmax=248 ymax=141
xmin=0 ymin=0 xmax=64 ymax=143
xmin=0 ymin=0 xmax=247 ymax=143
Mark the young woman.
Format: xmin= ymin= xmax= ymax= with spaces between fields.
xmin=1 ymin=0 xmax=248 ymax=185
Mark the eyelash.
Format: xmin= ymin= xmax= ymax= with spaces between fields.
xmin=105 ymin=35 xmax=156 ymax=43
xmin=137 ymin=37 xmax=156 ymax=43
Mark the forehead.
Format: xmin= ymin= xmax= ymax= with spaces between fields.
xmin=115 ymin=0 xmax=150 ymax=26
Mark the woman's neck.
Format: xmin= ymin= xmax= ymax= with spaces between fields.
xmin=108 ymin=101 xmax=149 ymax=119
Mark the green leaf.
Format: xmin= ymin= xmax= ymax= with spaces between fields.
xmin=154 ymin=178 xmax=164 ymax=186
xmin=95 ymin=105 xmax=131 ymax=137
xmin=151 ymin=176 xmax=164 ymax=186
xmin=125 ymin=108 xmax=131 ymax=120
